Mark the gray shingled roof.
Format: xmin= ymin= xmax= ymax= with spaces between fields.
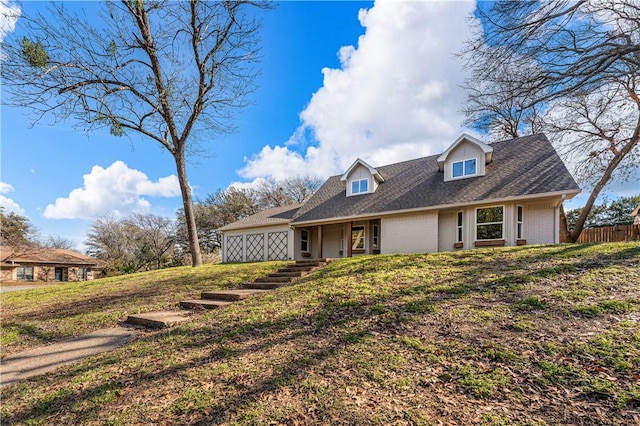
xmin=291 ymin=134 xmax=580 ymax=224
xmin=218 ymin=203 xmax=304 ymax=231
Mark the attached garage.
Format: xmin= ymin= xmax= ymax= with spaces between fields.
xmin=219 ymin=204 xmax=302 ymax=263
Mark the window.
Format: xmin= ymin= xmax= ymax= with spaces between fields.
xmin=517 ymin=205 xmax=524 ymax=239
xmin=476 ymin=206 xmax=504 ymax=240
xmin=352 ymin=226 xmax=365 ymax=251
xmin=372 ymin=224 xmax=380 ymax=250
xmin=351 ymin=178 xmax=369 ymax=194
xmin=16 ymin=266 xmax=34 ymax=281
xmin=452 ymin=158 xmax=477 ymax=178
xmin=301 ymin=229 xmax=309 ymax=252
xmin=456 ymin=211 xmax=463 ymax=243
xmin=78 ymin=267 xmax=88 ymax=281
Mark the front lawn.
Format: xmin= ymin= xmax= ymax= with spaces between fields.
xmin=1 ymin=242 xmax=639 ymax=425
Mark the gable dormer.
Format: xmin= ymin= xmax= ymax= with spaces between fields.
xmin=437 ymin=133 xmax=493 ymax=182
xmin=341 ymin=158 xmax=385 ymax=196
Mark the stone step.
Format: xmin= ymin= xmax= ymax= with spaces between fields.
xmin=241 ymin=282 xmax=288 ymax=290
xmin=268 ymin=271 xmax=305 ymax=278
xmin=278 ymin=266 xmax=316 ymax=273
xmin=254 ymin=276 xmax=292 ymax=283
xmin=294 ymin=261 xmax=327 ymax=268
xmin=179 ymin=299 xmax=233 ymax=310
xmin=201 ymin=289 xmax=269 ymax=301
xmin=296 ymin=258 xmax=328 ymax=263
xmin=126 ymin=311 xmax=191 ymax=329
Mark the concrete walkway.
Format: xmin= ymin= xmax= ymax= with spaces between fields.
xmin=0 ymin=285 xmax=42 ymax=293
xmin=0 ymin=327 xmax=139 ymax=387
xmin=1 ymin=259 xmax=334 ymax=387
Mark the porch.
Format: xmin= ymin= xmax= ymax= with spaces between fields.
xmin=293 ymin=219 xmax=381 ymax=261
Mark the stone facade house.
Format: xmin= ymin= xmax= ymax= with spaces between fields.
xmin=0 ymin=246 xmax=106 ymax=282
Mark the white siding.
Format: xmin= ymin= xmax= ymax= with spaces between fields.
xmin=524 ymin=202 xmax=556 ymax=245
xmin=438 ymin=211 xmax=457 ymax=252
xmin=381 ymin=212 xmax=439 ymax=254
xmin=444 ymin=140 xmax=486 ymax=181
xmin=323 ymin=224 xmax=344 ymax=258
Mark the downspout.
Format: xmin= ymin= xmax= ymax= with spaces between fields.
xmin=289 ymin=225 xmax=295 ymax=260
xmin=220 ymin=231 xmax=225 ymax=263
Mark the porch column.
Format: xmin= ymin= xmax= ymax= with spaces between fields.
xmin=317 ymin=225 xmax=323 ymax=259
xmin=346 ymin=222 xmax=352 ymax=257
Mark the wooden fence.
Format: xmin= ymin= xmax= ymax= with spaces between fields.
xmin=576 ymin=224 xmax=640 ymax=243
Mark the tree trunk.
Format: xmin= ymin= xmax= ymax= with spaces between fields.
xmin=558 ymin=204 xmax=570 ymax=243
xmin=568 ymin=136 xmax=639 ymax=242
xmin=174 ymin=152 xmax=203 ymax=267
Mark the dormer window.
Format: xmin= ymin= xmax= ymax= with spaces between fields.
xmin=437 ymin=134 xmax=493 ymax=182
xmin=341 ymin=158 xmax=385 ymax=197
xmin=452 ymin=158 xmax=477 ymax=178
xmin=351 ymin=178 xmax=369 ymax=195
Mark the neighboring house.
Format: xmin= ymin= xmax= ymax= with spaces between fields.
xmin=632 ymin=205 xmax=640 ymax=225
xmin=219 ymin=133 xmax=581 ymax=262
xmin=0 ymin=246 xmax=106 ymax=282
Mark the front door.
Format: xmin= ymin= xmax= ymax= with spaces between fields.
xmin=55 ymin=267 xmax=64 ymax=281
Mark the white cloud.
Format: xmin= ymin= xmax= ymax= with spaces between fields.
xmin=0 ymin=182 xmax=15 ymax=194
xmin=0 ymin=181 xmax=25 ymax=214
xmin=240 ymin=0 xmax=477 ymax=182
xmin=0 ymin=0 xmax=20 ymax=42
xmin=43 ymin=161 xmax=181 ymax=220
xmin=227 ymin=177 xmax=269 ymax=191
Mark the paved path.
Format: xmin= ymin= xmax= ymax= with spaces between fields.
xmin=0 ymin=285 xmax=41 ymax=293
xmin=1 ymin=327 xmax=140 ymax=387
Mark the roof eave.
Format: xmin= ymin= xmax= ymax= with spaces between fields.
xmin=217 ymin=220 xmax=292 ymax=233
xmin=340 ymin=158 xmax=381 ymax=182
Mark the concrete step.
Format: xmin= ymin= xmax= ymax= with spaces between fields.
xmin=293 ymin=261 xmax=326 ymax=268
xmin=179 ymin=299 xmax=233 ymax=310
xmin=201 ymin=289 xmax=269 ymax=301
xmin=278 ymin=266 xmax=316 ymax=273
xmin=126 ymin=310 xmax=191 ymax=329
xmin=254 ymin=276 xmax=292 ymax=283
xmin=268 ymin=271 xmax=305 ymax=278
xmin=296 ymin=258 xmax=328 ymax=263
xmin=241 ymin=282 xmax=288 ymax=290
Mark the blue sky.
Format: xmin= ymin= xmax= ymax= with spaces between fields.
xmin=1 ymin=0 xmax=637 ymax=250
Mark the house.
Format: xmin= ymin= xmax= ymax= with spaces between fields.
xmin=0 ymin=246 xmax=106 ymax=282
xmin=632 ymin=205 xmax=640 ymax=225
xmin=218 ymin=133 xmax=581 ymax=262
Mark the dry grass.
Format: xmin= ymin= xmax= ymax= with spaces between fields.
xmin=1 ymin=261 xmax=289 ymax=356
xmin=1 ymin=242 xmax=639 ymax=425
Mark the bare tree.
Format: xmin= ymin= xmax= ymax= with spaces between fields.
xmin=126 ymin=213 xmax=175 ymax=270
xmin=255 ymin=176 xmax=323 ymax=209
xmin=462 ymin=0 xmax=640 ymax=241
xmin=43 ymin=235 xmax=76 ymax=250
xmin=85 ymin=214 xmax=138 ymax=273
xmin=2 ymin=1 xmax=270 ymax=266
xmin=85 ymin=213 xmax=176 ymax=273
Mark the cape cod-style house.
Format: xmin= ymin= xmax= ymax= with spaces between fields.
xmin=218 ymin=133 xmax=581 ymax=262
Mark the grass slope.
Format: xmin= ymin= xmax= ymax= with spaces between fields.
xmin=1 ymin=242 xmax=639 ymax=425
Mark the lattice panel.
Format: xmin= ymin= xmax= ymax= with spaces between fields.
xmin=246 ymin=233 xmax=264 ymax=261
xmin=268 ymin=231 xmax=288 ymax=260
xmin=226 ymin=236 xmax=243 ymax=262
